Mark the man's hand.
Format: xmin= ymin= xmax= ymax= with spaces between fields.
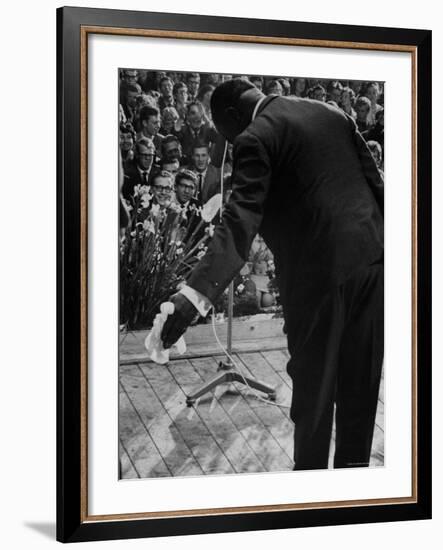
xmin=161 ymin=293 xmax=199 ymax=349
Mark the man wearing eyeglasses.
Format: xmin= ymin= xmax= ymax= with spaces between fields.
xmin=121 ymin=138 xmax=156 ymax=200
xmin=150 ymin=171 xmax=175 ymax=210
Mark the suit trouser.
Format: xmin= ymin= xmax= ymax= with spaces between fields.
xmin=286 ymin=262 xmax=384 ymax=471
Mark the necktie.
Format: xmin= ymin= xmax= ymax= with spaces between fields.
xmin=198 ymin=174 xmax=203 ymax=198
xmin=142 ymin=171 xmax=148 ymax=184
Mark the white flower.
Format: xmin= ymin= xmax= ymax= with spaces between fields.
xmin=196 ymin=249 xmax=206 ymax=260
xmin=176 ymin=247 xmax=184 ymax=255
xmin=150 ymin=204 xmax=160 ymax=216
xmin=140 ymin=192 xmax=153 ymax=208
xmin=205 ymin=223 xmax=215 ymax=238
xmin=236 ymin=283 xmax=245 ymax=294
xmin=133 ymin=184 xmax=141 ymax=197
xmin=143 ymin=219 xmax=155 ymax=234
xmin=201 ymin=194 xmax=222 ymax=222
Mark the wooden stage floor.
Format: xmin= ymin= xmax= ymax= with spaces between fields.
xmin=119 ymin=349 xmax=384 ymax=479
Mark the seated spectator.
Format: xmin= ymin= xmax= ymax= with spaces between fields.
xmin=348 ymin=80 xmax=363 ymax=96
xmin=197 ymin=84 xmax=215 ymax=122
xmin=202 ymin=73 xmax=220 ymax=87
xmin=122 ymin=138 xmax=156 ymax=200
xmin=340 ymin=86 xmax=356 ymax=118
xmin=119 ymin=122 xmax=136 ymax=164
xmin=249 ymin=75 xmax=264 ymax=91
xmin=140 ymin=70 xmax=167 ymax=93
xmin=186 ymin=72 xmax=201 ymax=102
xmin=354 ymin=96 xmax=372 ymax=133
xmin=176 ymin=101 xmax=218 ymax=162
xmin=160 ymin=106 xmax=181 ymax=135
xmin=137 ymin=106 xmax=164 ymax=159
xmin=174 ymin=169 xmax=200 ymax=208
xmin=292 ymin=77 xmax=307 ymax=97
xmin=361 ymin=81 xmax=383 ymax=126
xmin=265 ymin=79 xmax=284 ymax=96
xmin=120 ymin=81 xmax=142 ymax=125
xmin=362 ymin=108 xmax=384 ymax=152
xmin=173 ymin=82 xmax=188 ymax=122
xmin=278 ymin=78 xmax=291 ymax=96
xmin=158 ymin=76 xmax=174 ymax=110
xmin=327 ymin=80 xmax=343 ymax=105
xmin=189 ymin=141 xmax=221 ymax=204
xmin=366 ymin=140 xmax=384 ymax=179
xmin=149 ymin=170 xmax=175 ymax=211
xmin=121 ymin=69 xmax=138 ymax=85
xmin=161 ymin=134 xmax=186 ymax=165
xmin=308 ymin=84 xmax=327 ymax=102
xmin=160 ymin=158 xmax=181 ymax=180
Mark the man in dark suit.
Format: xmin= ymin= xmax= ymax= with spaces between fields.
xmin=176 ymin=101 xmax=218 ymax=162
xmin=161 ymin=79 xmax=384 ymax=471
xmin=121 ymin=138 xmax=156 ymax=200
xmin=189 ymin=142 xmax=221 ymax=204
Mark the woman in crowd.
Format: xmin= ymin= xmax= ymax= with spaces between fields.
xmin=340 ymin=86 xmax=356 ymax=118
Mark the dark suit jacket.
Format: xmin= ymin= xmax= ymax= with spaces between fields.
xmin=121 ymin=160 xmax=153 ymax=201
xmin=187 ymin=96 xmax=384 ymax=318
xmin=194 ymin=164 xmax=221 ymax=204
xmin=176 ymin=123 xmax=219 ymax=162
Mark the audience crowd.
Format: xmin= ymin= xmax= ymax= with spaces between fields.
xmin=119 ymin=70 xmax=385 ymax=314
xmin=120 ymin=70 xmax=384 ymax=211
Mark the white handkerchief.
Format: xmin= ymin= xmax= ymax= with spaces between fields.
xmin=144 ymin=302 xmax=186 ymax=364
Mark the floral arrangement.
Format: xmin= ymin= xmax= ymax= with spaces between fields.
xmin=119 ymin=186 xmax=220 ymax=330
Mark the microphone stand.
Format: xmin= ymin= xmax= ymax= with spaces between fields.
xmin=185 ymin=141 xmax=276 ymax=407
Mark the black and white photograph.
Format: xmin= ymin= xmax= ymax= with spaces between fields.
xmin=118 ymin=69 xmax=385 ymax=480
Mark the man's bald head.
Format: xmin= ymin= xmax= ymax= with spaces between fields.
xmin=210 ymin=78 xmax=264 ymax=142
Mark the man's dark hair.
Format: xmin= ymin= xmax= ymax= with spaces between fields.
xmin=139 ymin=105 xmax=159 ymax=122
xmin=191 ymin=140 xmax=210 ymax=153
xmin=160 ymin=134 xmax=182 ymax=158
xmin=175 ymin=168 xmax=198 ymax=187
xmin=210 ymin=78 xmax=255 ymax=126
xmin=135 ymin=138 xmax=154 ymax=155
xmin=119 ymin=122 xmax=135 ymax=139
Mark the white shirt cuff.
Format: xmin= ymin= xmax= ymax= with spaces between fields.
xmin=179 ymin=285 xmax=213 ymax=317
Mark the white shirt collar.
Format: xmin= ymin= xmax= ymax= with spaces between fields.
xmin=251 ymin=96 xmax=267 ymax=122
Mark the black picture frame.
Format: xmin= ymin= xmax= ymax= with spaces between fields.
xmin=57 ymin=6 xmax=432 ymax=543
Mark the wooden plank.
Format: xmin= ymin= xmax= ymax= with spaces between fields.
xmin=261 ymin=349 xmax=289 ymax=373
xmin=260 ymin=350 xmax=293 ymax=391
xmin=186 ymin=356 xmax=292 ymax=472
xmin=120 ymin=338 xmax=288 ymax=365
xmin=119 ymin=439 xmax=139 ymax=479
xmin=120 ymin=364 xmax=204 ymax=477
xmin=234 ymin=353 xmax=294 ymax=460
xmin=119 ymin=387 xmax=171 ymax=478
xmin=139 ymin=361 xmax=235 ymax=475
